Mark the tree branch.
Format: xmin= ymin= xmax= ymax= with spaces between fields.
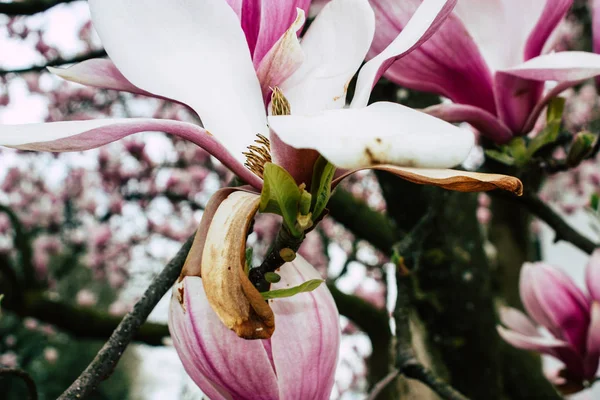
xmin=0 ymin=367 xmax=38 ymax=400
xmin=0 ymin=49 xmax=106 ymax=76
xmin=57 ymin=234 xmax=194 ymax=400
xmin=494 ymin=190 xmax=598 ymax=254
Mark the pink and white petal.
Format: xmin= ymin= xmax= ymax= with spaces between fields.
xmin=0 ymin=118 xmax=262 ymax=189
xmin=494 ymin=71 xmax=544 ymax=135
xmin=169 ymin=277 xmax=279 ymax=400
xmin=453 ymin=0 xmax=546 ymax=71
xmin=424 ymin=103 xmax=513 ymax=143
xmin=257 ymin=9 xmax=306 ymax=102
xmin=499 ymin=307 xmax=541 ymax=337
xmin=280 ymin=0 xmax=375 ymax=114
xmin=369 ymin=0 xmax=495 ymax=114
xmin=594 ymin=0 xmax=600 ymax=56
xmin=87 ymin=0 xmax=267 ymax=163
xmin=48 ymin=59 xmax=152 ymax=96
xmin=523 ymin=0 xmax=573 ymax=61
xmin=270 ymin=256 xmax=340 ymax=400
xmin=333 ymin=166 xmax=523 ymax=194
xmin=522 ymin=79 xmax=586 ymax=134
xmin=269 ymin=131 xmax=321 ymax=186
xmin=500 ymin=51 xmax=600 ymax=133
xmin=351 ymin=0 xmax=457 ymax=108
xmin=269 ymin=102 xmax=474 ymax=169
xmin=585 ymin=249 xmax=600 ymax=302
xmin=497 ymin=325 xmax=584 ymax=375
xmin=522 ymin=263 xmax=591 ymax=353
xmin=584 ymin=302 xmax=600 ymax=379
xmin=251 ymin=0 xmax=311 ymax=68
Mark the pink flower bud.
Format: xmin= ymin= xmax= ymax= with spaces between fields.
xmin=498 ymin=262 xmax=598 ymax=391
xmin=169 ymin=256 xmax=340 ymax=399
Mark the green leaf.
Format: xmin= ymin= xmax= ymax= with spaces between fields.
xmin=309 ymin=156 xmax=336 ymax=219
xmin=485 ymin=149 xmax=515 ymax=166
xmin=508 ymin=137 xmax=528 ymax=166
xmin=546 ymin=97 xmax=566 ymax=124
xmin=591 ymin=193 xmax=599 ymax=212
xmin=260 ymin=163 xmax=302 ymax=237
xmin=260 ymin=279 xmax=324 ymax=299
xmin=244 ymin=247 xmax=253 ymax=276
xmin=526 ymin=97 xmax=565 ymax=159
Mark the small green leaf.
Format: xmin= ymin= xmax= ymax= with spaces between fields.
xmin=310 ymin=156 xmax=336 ymax=219
xmin=485 ymin=149 xmax=515 ymax=166
xmin=567 ymin=131 xmax=597 ymax=167
xmin=265 ymin=272 xmax=281 ymax=283
xmin=591 ymin=193 xmax=599 ymax=212
xmin=260 ymin=279 xmax=324 ymax=299
xmin=546 ymin=97 xmax=566 ymax=124
xmin=260 ymin=163 xmax=302 ymax=237
xmin=508 ymin=137 xmax=528 ymax=166
xmin=245 ymin=247 xmax=253 ymax=276
xmin=299 ymin=188 xmax=312 ymax=215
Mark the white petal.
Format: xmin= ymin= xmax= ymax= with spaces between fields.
xmin=87 ymin=0 xmax=268 ymax=163
xmin=351 ymin=0 xmax=456 ymax=108
xmin=453 ymin=0 xmax=546 ymax=71
xmin=280 ymin=0 xmax=375 ymax=114
xmin=269 ymin=101 xmax=474 ymax=169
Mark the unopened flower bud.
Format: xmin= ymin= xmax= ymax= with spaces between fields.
xmin=567 ymin=132 xmax=597 ymax=167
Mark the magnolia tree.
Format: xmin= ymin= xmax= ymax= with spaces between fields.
xmin=1 ymin=0 xmax=600 ymax=399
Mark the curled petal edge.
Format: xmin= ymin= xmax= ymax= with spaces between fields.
xmin=177 ymin=189 xmax=274 ymax=339
xmin=333 ymin=166 xmax=523 ymax=195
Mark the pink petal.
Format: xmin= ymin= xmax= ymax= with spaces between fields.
xmin=269 ymin=131 xmax=320 ymax=186
xmin=424 ymin=103 xmax=512 ymax=143
xmin=169 ymin=277 xmax=280 ymax=399
xmin=352 ymin=0 xmax=457 ymax=108
xmin=496 ymin=51 xmax=600 ymax=134
xmin=48 ymin=59 xmax=152 ymax=96
xmin=584 ymin=302 xmax=600 ymax=379
xmin=0 ymin=118 xmax=262 ymax=190
xmin=497 ymin=325 xmax=585 ymax=378
xmin=88 ymin=0 xmax=268 ymax=164
xmin=586 ymin=249 xmax=600 ymax=302
xmin=499 ymin=306 xmax=540 ymax=337
xmin=521 ymin=263 xmax=590 ymax=354
xmin=280 ymin=0 xmax=375 ymax=115
xmin=369 ymin=0 xmax=495 ymax=114
xmin=256 ymin=9 xmax=305 ymax=102
xmin=269 ymin=256 xmax=340 ymax=399
xmin=523 ymin=0 xmax=573 ymax=61
xmin=250 ymin=1 xmax=311 ymax=68
xmin=594 ymin=0 xmax=600 ymax=60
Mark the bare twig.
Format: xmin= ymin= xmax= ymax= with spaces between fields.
xmin=57 ymin=234 xmax=194 ymax=400
xmin=0 ymin=0 xmax=77 ymax=16
xmin=494 ymin=190 xmax=598 ymax=254
xmin=0 ymin=49 xmax=106 ymax=76
xmin=0 ymin=367 xmax=38 ymax=400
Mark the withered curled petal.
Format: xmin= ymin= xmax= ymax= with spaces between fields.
xmin=333 ymin=166 xmax=523 ymax=196
xmin=195 ymin=190 xmax=274 ymax=339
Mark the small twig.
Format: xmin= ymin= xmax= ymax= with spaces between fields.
xmin=248 ymin=227 xmax=304 ymax=292
xmin=0 ymin=367 xmax=38 ymax=400
xmin=494 ymin=190 xmax=598 ymax=254
xmin=57 ymin=234 xmax=194 ymax=400
xmin=0 ymin=0 xmax=77 ymax=16
xmin=0 ymin=49 xmax=107 ymax=76
xmin=366 ymin=370 xmax=400 ymax=400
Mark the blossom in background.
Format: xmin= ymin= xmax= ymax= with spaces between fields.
xmin=370 ymin=0 xmax=600 ymax=143
xmin=498 ymin=253 xmax=600 ymax=394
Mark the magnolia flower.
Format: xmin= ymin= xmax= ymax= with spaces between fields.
xmin=370 ymin=0 xmax=600 ymax=142
xmin=498 ymin=260 xmax=600 ymax=393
